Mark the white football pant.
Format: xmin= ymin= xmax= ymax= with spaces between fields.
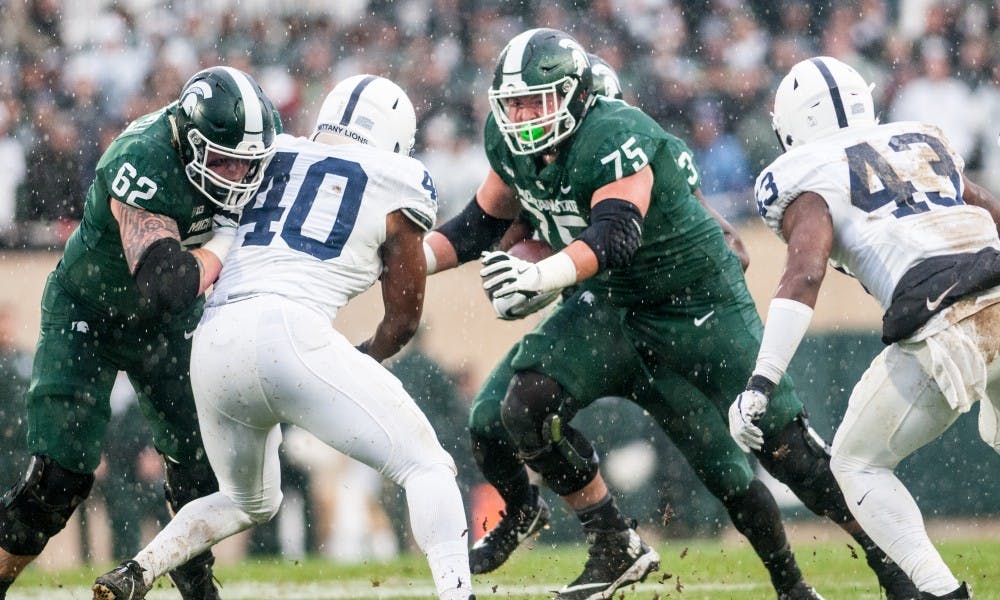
xmin=831 ymin=303 xmax=1000 ymax=596
xmin=135 ymin=295 xmax=471 ymax=600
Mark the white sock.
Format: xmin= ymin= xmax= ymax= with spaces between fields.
xmin=134 ymin=492 xmax=255 ymax=586
xmin=832 ymin=456 xmax=960 ymax=595
xmin=403 ymin=464 xmax=472 ymax=599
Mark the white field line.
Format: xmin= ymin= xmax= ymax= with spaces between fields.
xmin=10 ymin=578 xmax=892 ymax=599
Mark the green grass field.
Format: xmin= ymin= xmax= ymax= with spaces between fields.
xmin=11 ymin=537 xmax=998 ymax=599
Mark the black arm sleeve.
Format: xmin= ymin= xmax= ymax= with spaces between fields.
xmin=577 ymin=198 xmax=644 ymax=270
xmin=133 ymin=237 xmax=201 ymax=315
xmin=435 ymin=195 xmax=513 ymax=264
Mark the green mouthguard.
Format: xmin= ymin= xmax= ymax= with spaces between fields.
xmin=518 ymin=126 xmax=545 ymax=142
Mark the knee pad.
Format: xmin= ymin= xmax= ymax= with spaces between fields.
xmin=470 ymin=431 xmax=524 ymax=485
xmin=0 ymin=455 xmax=94 ymax=555
xmin=500 ymin=372 xmax=599 ymax=495
xmin=755 ymin=412 xmax=853 ymax=524
xmin=163 ymin=455 xmax=219 ymax=514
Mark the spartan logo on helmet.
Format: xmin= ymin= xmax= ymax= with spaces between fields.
xmin=172 ymin=66 xmax=277 ymax=210
xmin=489 ymin=28 xmax=595 ymax=156
xmin=588 ymin=54 xmax=623 ymax=101
xmin=180 ymin=81 xmax=213 ymax=114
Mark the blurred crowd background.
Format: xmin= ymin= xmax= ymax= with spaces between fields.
xmin=4 ymin=0 xmax=1000 ymax=246
xmin=2 ymin=0 xmax=1000 ymax=566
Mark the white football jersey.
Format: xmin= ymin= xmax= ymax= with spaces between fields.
xmin=756 ymin=121 xmax=1000 ymax=307
xmin=210 ymin=133 xmax=438 ymax=319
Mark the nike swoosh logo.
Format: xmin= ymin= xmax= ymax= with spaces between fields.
xmin=856 ymin=489 xmax=874 ymax=506
xmin=183 ymin=330 xmax=196 ymax=340
xmin=693 ymin=310 xmax=715 ymax=327
xmin=925 ymin=282 xmax=959 ymax=311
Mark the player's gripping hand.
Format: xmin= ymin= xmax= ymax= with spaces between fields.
xmin=480 ymin=251 xmax=546 ymax=298
xmin=728 ymin=375 xmax=777 ymax=452
xmin=487 ymin=285 xmax=560 ymax=320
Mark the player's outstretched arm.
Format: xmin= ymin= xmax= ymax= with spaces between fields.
xmin=111 ymin=199 xmax=216 ymax=313
xmin=730 ymin=191 xmax=831 ymax=451
xmin=962 ymin=174 xmax=1000 ymax=236
xmin=424 ymin=168 xmax=519 ymax=274
xmin=775 ymin=192 xmax=832 ymax=306
xmin=360 ymin=210 xmax=427 ymax=362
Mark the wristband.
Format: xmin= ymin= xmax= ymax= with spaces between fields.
xmin=200 ymin=228 xmax=237 ymax=263
xmin=533 ymin=252 xmax=578 ymax=292
xmin=423 ymin=240 xmax=438 ymax=275
xmin=753 ymin=298 xmax=813 ymax=384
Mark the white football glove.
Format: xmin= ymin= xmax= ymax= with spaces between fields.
xmin=480 ymin=251 xmax=561 ymax=319
xmin=728 ymin=389 xmax=769 ymax=452
xmin=490 ymin=288 xmax=561 ymax=320
xmin=480 ymin=250 xmax=546 ymax=298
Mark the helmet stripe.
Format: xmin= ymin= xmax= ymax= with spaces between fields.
xmin=809 ymin=58 xmax=848 ymax=129
xmin=339 ymin=75 xmax=378 ymax=126
xmin=500 ymin=29 xmax=537 ymax=84
xmin=219 ymin=66 xmax=265 ymax=143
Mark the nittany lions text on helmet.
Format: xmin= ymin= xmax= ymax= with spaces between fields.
xmin=771 ymin=56 xmax=876 ymax=151
xmin=313 ymin=74 xmax=417 ymax=155
xmin=588 ymin=54 xmax=623 ymax=101
xmin=488 ymin=28 xmax=594 ymax=156
xmin=173 ymin=66 xmax=278 ymax=210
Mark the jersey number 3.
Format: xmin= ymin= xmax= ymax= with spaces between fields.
xmin=241 ymin=152 xmax=368 ymax=260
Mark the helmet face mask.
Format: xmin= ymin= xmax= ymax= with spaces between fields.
xmin=772 ymin=56 xmax=876 ymax=151
xmin=175 ymin=66 xmax=277 ymax=210
xmin=313 ymin=75 xmax=417 ymax=155
xmin=489 ymin=28 xmax=593 ymax=156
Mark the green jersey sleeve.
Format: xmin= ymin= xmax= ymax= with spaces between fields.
xmin=566 ymin=102 xmax=664 ymax=196
xmin=98 ymin=134 xmax=189 ymax=221
xmin=661 ymin=134 xmax=701 ymax=194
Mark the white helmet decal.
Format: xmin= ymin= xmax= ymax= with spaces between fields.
xmin=181 ymin=81 xmax=213 ymax=116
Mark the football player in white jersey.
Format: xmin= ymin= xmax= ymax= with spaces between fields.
xmin=728 ymin=56 xmax=1000 ymax=600
xmin=92 ymin=75 xmax=474 ymax=600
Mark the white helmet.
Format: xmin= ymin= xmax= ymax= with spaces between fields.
xmin=772 ymin=56 xmax=876 ymax=151
xmin=314 ymin=75 xmax=416 ymax=154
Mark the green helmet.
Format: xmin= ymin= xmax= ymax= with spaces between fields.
xmin=172 ymin=66 xmax=277 ymax=210
xmin=588 ymin=53 xmax=623 ymax=100
xmin=489 ymin=28 xmax=593 ymax=156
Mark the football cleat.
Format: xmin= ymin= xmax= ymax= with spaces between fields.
xmin=554 ymin=526 xmax=659 ymax=600
xmin=168 ymin=552 xmax=221 ymax=600
xmin=470 ymin=485 xmax=550 ymax=574
xmin=778 ymin=580 xmax=826 ymax=600
xmin=866 ymin=550 xmax=919 ymax=600
xmin=921 ymin=582 xmax=972 ymax=599
xmin=92 ymin=560 xmax=151 ymax=600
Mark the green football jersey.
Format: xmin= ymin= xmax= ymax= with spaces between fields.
xmin=485 ymin=98 xmax=733 ymax=305
xmin=56 ymin=105 xmax=216 ymax=321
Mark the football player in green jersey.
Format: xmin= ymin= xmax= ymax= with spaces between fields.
xmin=0 ymin=66 xmax=277 ymax=600
xmin=424 ymin=30 xmax=917 ymax=600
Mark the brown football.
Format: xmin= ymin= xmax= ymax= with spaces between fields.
xmin=507 ymin=238 xmax=555 ymax=263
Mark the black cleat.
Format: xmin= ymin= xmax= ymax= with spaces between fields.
xmin=922 ymin=582 xmax=972 ymax=599
xmin=168 ymin=552 xmax=221 ymax=600
xmin=554 ymin=526 xmax=659 ymax=600
xmin=93 ymin=560 xmax=151 ymax=600
xmin=778 ymin=580 xmax=826 ymax=600
xmin=470 ymin=485 xmax=550 ymax=574
xmin=865 ymin=545 xmax=919 ymax=599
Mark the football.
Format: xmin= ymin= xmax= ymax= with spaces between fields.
xmin=507 ymin=238 xmax=555 ymax=263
